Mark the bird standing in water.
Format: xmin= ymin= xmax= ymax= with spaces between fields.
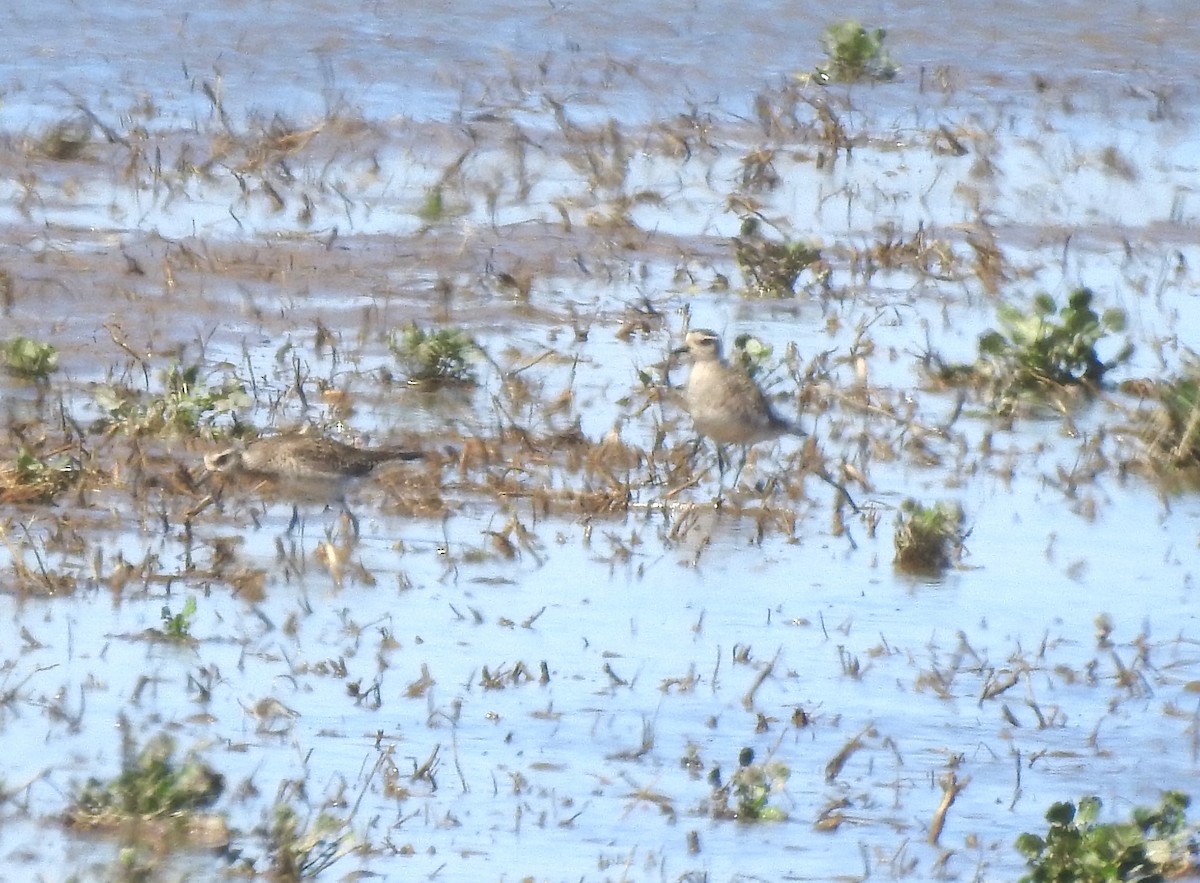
xmin=673 ymin=328 xmax=857 ymax=509
xmin=674 ymin=328 xmax=805 ymax=473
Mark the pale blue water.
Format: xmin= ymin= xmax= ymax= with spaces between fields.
xmin=2 ymin=1 xmax=1200 ymax=881
xmin=5 ymin=0 xmax=1198 ymax=126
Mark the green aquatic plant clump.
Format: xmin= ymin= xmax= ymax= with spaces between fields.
xmin=160 ymin=596 xmax=198 ymax=641
xmin=815 ymin=20 xmax=898 ymax=83
xmin=979 ymin=287 xmax=1132 ymax=389
xmin=3 ymin=335 xmax=59 ymax=380
xmin=727 ymin=333 xmax=777 ymax=379
xmin=929 ymin=287 xmax=1133 ymax=411
xmin=94 ymin=362 xmax=251 ymax=437
xmin=1016 ymin=792 xmax=1196 ymax=882
xmin=67 ymin=732 xmax=225 ymax=826
xmin=3 ymin=446 xmax=80 ymax=503
xmin=268 ymin=802 xmax=355 ymax=879
xmin=893 ymin=499 xmax=966 ymax=574
xmin=391 ymin=323 xmax=480 ymax=386
xmin=733 ymin=215 xmax=825 ymax=297
xmin=709 ymin=747 xmax=790 ymax=822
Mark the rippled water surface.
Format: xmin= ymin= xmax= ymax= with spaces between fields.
xmin=2 ymin=2 xmax=1200 ymax=881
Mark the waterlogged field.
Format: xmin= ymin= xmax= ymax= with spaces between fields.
xmin=2 ymin=4 xmax=1200 ymax=882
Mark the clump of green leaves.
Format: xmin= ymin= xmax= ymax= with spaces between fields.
xmin=3 ymin=336 xmax=59 ymax=380
xmin=1003 ymin=290 xmax=1129 ymax=388
xmin=931 ymin=288 xmax=1132 ymax=410
xmin=416 ymin=184 xmax=469 ymax=227
xmin=0 ymin=446 xmax=80 ymax=503
xmin=95 ymin=362 xmax=251 ymax=437
xmin=728 ymin=333 xmax=777 ymax=378
xmin=815 ymin=21 xmax=898 ymax=84
xmin=733 ymin=216 xmax=825 ymax=297
xmin=1017 ymin=792 xmax=1196 ymax=883
xmin=418 ymin=186 xmax=447 ymax=223
xmin=268 ymin=801 xmax=354 ymax=879
xmin=66 ymin=731 xmax=225 ymax=828
xmin=709 ymin=747 xmax=790 ymax=822
xmin=893 ymin=499 xmax=966 ymax=574
xmin=159 ymin=596 xmax=198 ymax=641
xmin=390 ymin=324 xmax=480 ymax=386
xmin=978 ymin=288 xmax=1131 ymax=389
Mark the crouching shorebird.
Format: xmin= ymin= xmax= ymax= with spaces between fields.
xmin=673 ymin=328 xmax=857 ymax=508
xmin=202 ymin=432 xmax=425 ymax=535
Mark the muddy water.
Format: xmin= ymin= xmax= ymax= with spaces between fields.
xmin=3 ymin=2 xmax=1200 ymax=881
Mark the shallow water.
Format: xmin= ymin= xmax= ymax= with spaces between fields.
xmin=3 ymin=1 xmax=1200 ymax=881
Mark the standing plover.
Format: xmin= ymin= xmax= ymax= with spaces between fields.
xmin=674 ymin=329 xmax=805 ymax=460
xmin=203 ymin=432 xmax=424 ymax=533
xmin=673 ymin=329 xmax=858 ymax=509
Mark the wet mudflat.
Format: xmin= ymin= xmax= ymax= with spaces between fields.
xmin=2 ymin=2 xmax=1200 ymax=881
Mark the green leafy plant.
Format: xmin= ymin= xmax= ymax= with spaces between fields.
xmin=709 ymin=747 xmax=790 ymax=821
xmin=3 ymin=336 xmax=59 ymax=380
xmin=160 ymin=596 xmax=198 ymax=640
xmin=66 ymin=731 xmax=225 ymax=828
xmin=390 ymin=324 xmax=480 ymax=386
xmin=978 ymin=288 xmax=1132 ymax=389
xmin=930 ymin=288 xmax=1132 ymax=410
xmin=268 ymin=801 xmax=354 ymax=879
xmin=728 ymin=333 xmax=777 ymax=379
xmin=95 ymin=362 xmax=251 ymax=437
xmin=0 ymin=446 xmax=80 ymax=503
xmin=1017 ymin=793 xmax=1196 ymax=883
xmin=733 ymin=216 xmax=825 ymax=297
xmin=893 ymin=499 xmax=966 ymax=574
xmin=418 ymin=186 xmax=447 ymax=223
xmin=815 ymin=21 xmax=898 ymax=83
